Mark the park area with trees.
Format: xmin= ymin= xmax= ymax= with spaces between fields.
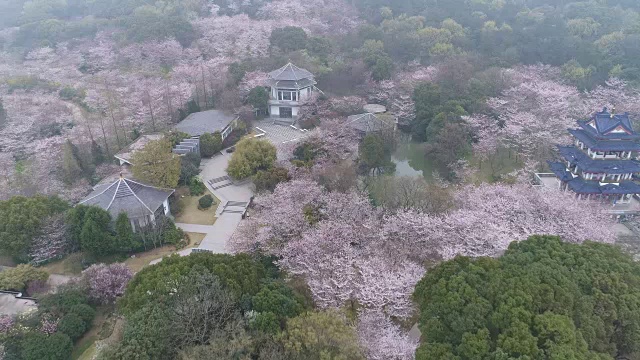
xmin=3 ymin=0 xmax=640 ymax=359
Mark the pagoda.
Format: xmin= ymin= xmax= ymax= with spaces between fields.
xmin=547 ymin=108 xmax=640 ymax=205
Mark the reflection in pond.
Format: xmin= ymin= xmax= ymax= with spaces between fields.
xmin=391 ymin=134 xmax=435 ymax=181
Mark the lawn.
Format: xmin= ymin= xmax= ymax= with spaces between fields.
xmin=174 ymin=187 xmax=220 ymax=226
xmin=41 ymin=252 xmax=85 ymax=276
xmin=123 ymin=232 xmax=205 ymax=273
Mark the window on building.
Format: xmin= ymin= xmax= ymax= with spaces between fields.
xmin=222 ymin=125 xmax=233 ymax=139
xmin=278 ymin=91 xmax=298 ymax=101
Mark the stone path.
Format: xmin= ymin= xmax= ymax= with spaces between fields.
xmin=158 ymin=123 xmax=306 ymax=262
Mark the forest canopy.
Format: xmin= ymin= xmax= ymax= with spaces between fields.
xmin=413 ymin=235 xmax=640 ymax=360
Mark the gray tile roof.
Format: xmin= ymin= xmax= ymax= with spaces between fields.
xmin=114 ymin=134 xmax=164 ymax=165
xmin=269 ymin=78 xmax=316 ymax=89
xmin=175 ymin=110 xmax=237 ymax=136
xmin=346 ymin=113 xmax=395 ymax=134
xmin=268 ymin=63 xmax=314 ymax=81
xmin=79 ymin=178 xmax=174 ymax=219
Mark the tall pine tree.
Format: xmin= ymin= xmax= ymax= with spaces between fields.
xmin=115 ymin=212 xmax=135 ymax=252
xmin=61 ymin=140 xmax=84 ymax=184
xmin=0 ymin=97 xmax=6 ymax=128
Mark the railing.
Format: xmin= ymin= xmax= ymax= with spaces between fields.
xmin=533 ymin=173 xmax=557 ymax=187
xmin=268 ymin=99 xmax=299 ymax=106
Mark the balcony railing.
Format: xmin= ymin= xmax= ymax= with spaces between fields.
xmin=268 ymin=99 xmax=299 ymax=106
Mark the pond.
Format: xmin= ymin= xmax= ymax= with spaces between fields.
xmin=391 ymin=134 xmax=436 ymax=181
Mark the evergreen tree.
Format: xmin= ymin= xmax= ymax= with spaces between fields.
xmin=80 ymin=219 xmax=114 ymax=257
xmin=91 ymin=140 xmax=105 ymax=165
xmin=61 ymin=140 xmax=83 ymax=184
xmin=0 ymin=97 xmax=7 ymax=128
xmin=115 ymin=212 xmax=134 ymax=252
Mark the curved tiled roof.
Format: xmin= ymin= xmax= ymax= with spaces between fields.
xmin=79 ymin=178 xmax=174 ymax=219
xmin=268 ymin=63 xmax=314 ymax=81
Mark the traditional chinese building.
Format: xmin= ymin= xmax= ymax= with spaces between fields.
xmin=267 ymin=63 xmax=316 ymax=123
xmin=546 ymin=108 xmax=640 ymax=206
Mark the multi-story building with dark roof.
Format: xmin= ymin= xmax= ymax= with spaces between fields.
xmin=546 ymin=108 xmax=640 ymax=206
xmin=267 ymin=62 xmax=316 ymax=123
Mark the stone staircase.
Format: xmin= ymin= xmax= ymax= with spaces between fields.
xmin=273 ymin=117 xmax=295 ymax=126
xmin=222 ymin=201 xmax=249 ymax=214
xmin=208 ymin=175 xmax=232 ymax=190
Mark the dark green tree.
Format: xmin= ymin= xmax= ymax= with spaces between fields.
xmin=253 ymin=167 xmax=291 ymax=193
xmin=412 ymin=83 xmax=442 ymax=142
xmin=0 ymin=195 xmax=69 ymax=262
xmin=0 ymin=97 xmax=7 ymax=128
xmin=270 ymin=26 xmax=308 ymax=52
xmin=414 ymin=235 xmax=640 ymax=360
xmin=58 ymin=313 xmax=87 ymax=341
xmin=199 ymin=132 xmax=223 ymax=158
xmin=20 ymin=332 xmax=73 ymax=360
xmin=358 ymin=134 xmax=395 ymax=176
xmin=115 ymin=212 xmax=134 ymax=252
xmin=91 ymin=139 xmax=105 ymax=164
xmin=247 ymin=86 xmax=270 ymax=115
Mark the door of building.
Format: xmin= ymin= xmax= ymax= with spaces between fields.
xmin=280 ymin=107 xmax=293 ymax=118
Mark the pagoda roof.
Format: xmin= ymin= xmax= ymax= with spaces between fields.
xmin=268 ymin=63 xmax=314 ymax=81
xmin=79 ymin=177 xmax=174 ymax=219
xmin=557 ymin=146 xmax=640 ymax=174
xmin=577 ymin=108 xmax=640 ymax=140
xmin=269 ymin=78 xmax=316 ymax=90
xmin=547 ymin=161 xmax=640 ymax=195
xmin=568 ymin=129 xmax=640 ymax=152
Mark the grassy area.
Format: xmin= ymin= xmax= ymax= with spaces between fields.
xmin=174 ymin=187 xmax=220 ymax=226
xmin=123 ymin=232 xmax=205 ymax=272
xmin=41 ymin=252 xmax=85 ymax=276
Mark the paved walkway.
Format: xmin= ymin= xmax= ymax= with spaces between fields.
xmin=155 ymin=123 xmax=306 ymax=263
xmin=255 ymin=119 xmax=308 ymax=144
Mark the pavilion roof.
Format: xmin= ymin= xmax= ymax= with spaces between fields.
xmin=568 ymin=129 xmax=640 ymax=152
xmin=79 ymin=177 xmax=174 ymax=219
xmin=268 ymin=63 xmax=314 ymax=81
xmin=557 ymin=146 xmax=640 ymax=174
xmin=577 ymin=108 xmax=640 ymax=140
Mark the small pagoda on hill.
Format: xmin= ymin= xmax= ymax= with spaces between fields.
xmin=547 ymin=108 xmax=640 ymax=205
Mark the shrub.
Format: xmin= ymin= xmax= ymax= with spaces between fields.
xmin=226 ymin=139 xmax=277 ymax=180
xmin=189 ymin=178 xmax=206 ymax=196
xmin=58 ymin=313 xmax=86 ymax=341
xmin=162 ymin=219 xmax=184 ymax=245
xmin=0 ymin=264 xmax=49 ymax=292
xmin=253 ymin=167 xmax=291 ymax=193
xmin=69 ymin=304 xmax=96 ymax=324
xmin=20 ymin=332 xmax=73 ymax=360
xmin=198 ymin=195 xmax=214 ymax=209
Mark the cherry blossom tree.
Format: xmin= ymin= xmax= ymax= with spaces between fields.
xmin=82 ymin=263 xmax=133 ymax=305
xmin=29 ymin=214 xmax=69 ymax=265
xmin=39 ymin=316 xmax=59 ymax=335
xmin=357 ymin=309 xmax=418 ymax=360
xmin=0 ymin=315 xmax=14 ymax=333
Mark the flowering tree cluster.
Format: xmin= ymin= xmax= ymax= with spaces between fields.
xmin=466 ymin=65 xmax=640 ymax=164
xmin=81 ymin=263 xmax=133 ymax=305
xmin=366 ymin=64 xmax=438 ymax=122
xmin=28 ymin=214 xmax=69 ymax=265
xmin=39 ymin=315 xmax=59 ymax=335
xmin=0 ymin=315 xmax=14 ymax=333
xmin=357 ymin=309 xmax=418 ymax=360
xmin=233 ymin=180 xmax=616 ymax=318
